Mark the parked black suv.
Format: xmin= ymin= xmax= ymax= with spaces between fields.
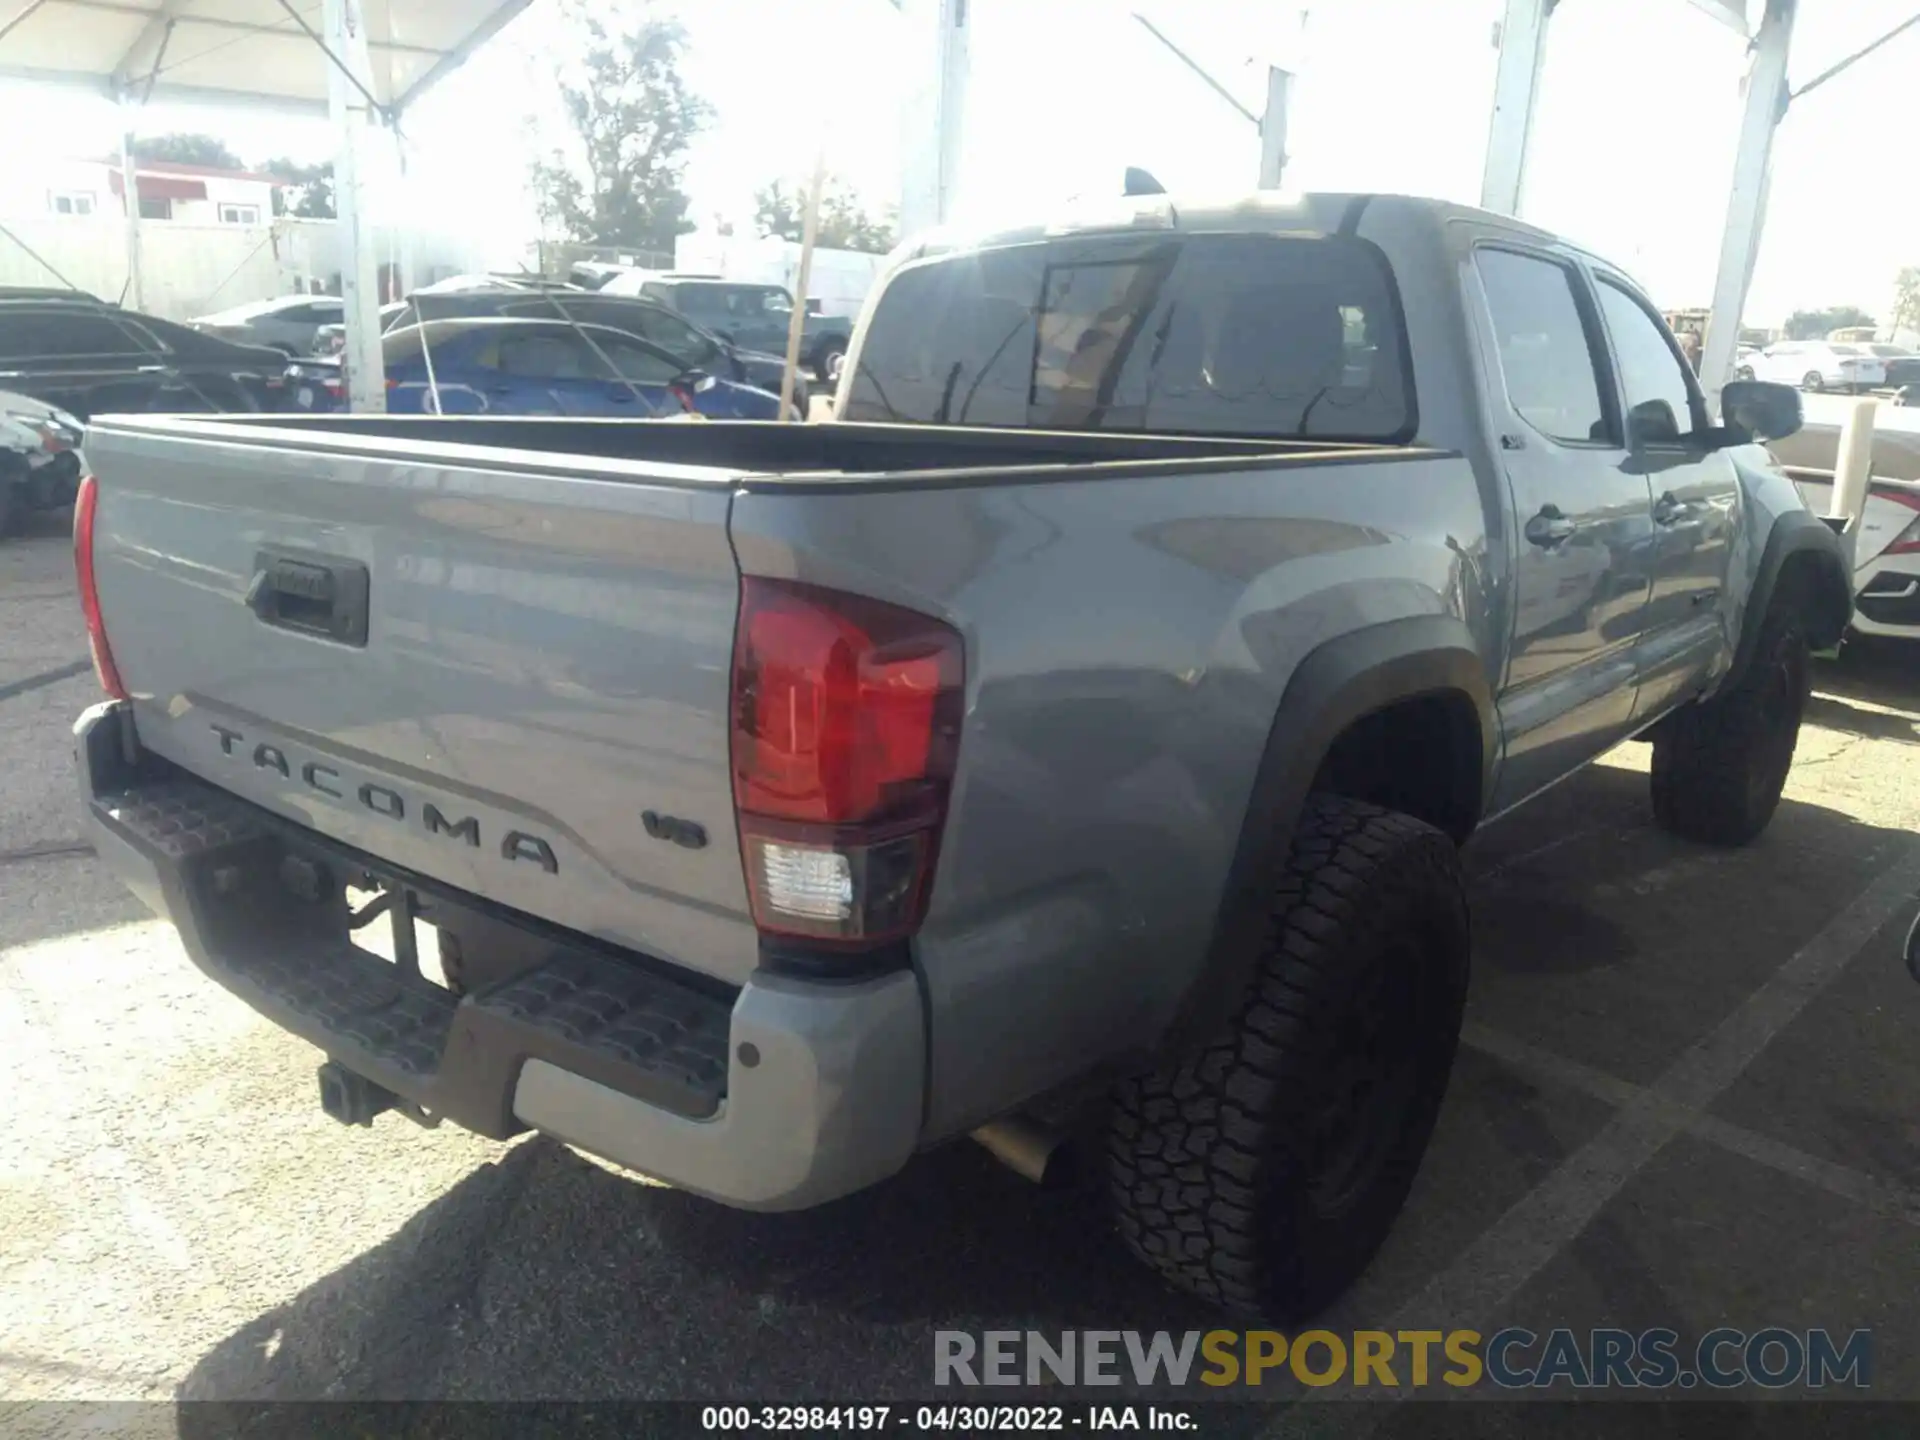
xmin=0 ymin=298 xmax=289 ymax=418
xmin=610 ymin=275 xmax=852 ymax=382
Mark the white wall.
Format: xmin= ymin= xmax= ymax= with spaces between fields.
xmin=0 ymin=213 xmax=283 ymax=317
xmin=0 ymin=212 xmax=496 ymax=320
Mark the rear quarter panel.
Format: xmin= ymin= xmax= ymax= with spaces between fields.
xmin=729 ymin=453 xmax=1493 ymax=1140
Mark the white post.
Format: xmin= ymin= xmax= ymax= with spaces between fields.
xmin=1828 ymin=397 xmax=1876 ymax=576
xmin=323 ymin=0 xmax=386 ymax=412
xmin=1480 ymin=0 xmax=1551 ymax=215
xmin=116 ymin=111 xmax=144 ymax=310
xmin=1257 ymin=66 xmax=1291 ymax=189
xmin=899 ymin=0 xmax=969 ymax=241
xmin=1700 ymin=0 xmax=1795 ymax=412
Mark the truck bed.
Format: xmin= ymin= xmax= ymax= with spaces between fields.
xmin=111 ymin=413 xmax=1439 ymax=489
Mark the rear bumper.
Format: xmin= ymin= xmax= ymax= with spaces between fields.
xmin=76 ymin=701 xmax=926 ymax=1211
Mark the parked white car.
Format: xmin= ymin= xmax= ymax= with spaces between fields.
xmin=1751 ymin=341 xmax=1886 ymax=393
xmin=1773 ymin=395 xmax=1920 ymax=641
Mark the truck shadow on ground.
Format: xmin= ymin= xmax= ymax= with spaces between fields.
xmin=173 ymin=763 xmax=1914 ymax=1405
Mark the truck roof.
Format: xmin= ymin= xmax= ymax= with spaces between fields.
xmin=903 ymin=190 xmax=1557 ymax=252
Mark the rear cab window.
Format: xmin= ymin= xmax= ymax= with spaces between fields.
xmin=842 ymin=232 xmax=1414 ymax=440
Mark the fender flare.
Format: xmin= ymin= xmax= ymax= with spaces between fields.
xmin=1730 ymin=509 xmax=1852 ymax=682
xmin=1162 ymin=615 xmax=1496 ymax=1052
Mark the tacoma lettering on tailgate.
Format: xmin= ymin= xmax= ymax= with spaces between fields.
xmin=208 ymin=723 xmax=560 ymax=875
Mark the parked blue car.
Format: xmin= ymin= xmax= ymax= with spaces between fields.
xmin=287 ymin=316 xmax=789 ymax=419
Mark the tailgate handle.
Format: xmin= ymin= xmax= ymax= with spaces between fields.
xmin=246 ymin=549 xmax=369 ymax=646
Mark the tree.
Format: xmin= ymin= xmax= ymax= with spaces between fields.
xmin=130 ymin=133 xmax=243 ymax=169
xmin=528 ymin=1 xmax=710 ymax=254
xmin=1891 ymin=267 xmax=1920 ymax=338
xmin=1783 ymin=305 xmax=1876 ymax=340
xmin=753 ymin=176 xmax=896 ymax=254
xmin=262 ymin=159 xmax=336 ymax=219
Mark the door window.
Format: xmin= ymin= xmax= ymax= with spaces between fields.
xmin=496 ymin=332 xmax=589 ymax=379
xmin=1474 ymin=248 xmax=1610 ymax=446
xmin=1595 ymin=280 xmax=1699 ymax=446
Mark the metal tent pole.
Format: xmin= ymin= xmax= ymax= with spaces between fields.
xmin=1480 ymin=0 xmax=1553 ymax=214
xmin=899 ymin=0 xmax=968 ymax=240
xmin=322 ymin=0 xmax=387 ymax=411
xmin=116 ymin=111 xmax=144 ymax=310
xmin=1700 ymin=0 xmax=1795 ymax=408
xmin=1257 ymin=66 xmax=1292 ymax=188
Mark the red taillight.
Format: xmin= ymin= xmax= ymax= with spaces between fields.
xmin=730 ymin=577 xmax=963 ymax=947
xmin=73 ymin=474 xmax=127 ymax=701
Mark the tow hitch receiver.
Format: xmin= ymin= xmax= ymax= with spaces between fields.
xmin=317 ymin=1059 xmax=397 ymax=1126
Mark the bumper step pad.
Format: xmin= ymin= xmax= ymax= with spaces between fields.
xmin=93 ymin=770 xmax=733 ymax=1134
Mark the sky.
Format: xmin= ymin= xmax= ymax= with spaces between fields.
xmin=0 ymin=0 xmax=1913 ymax=325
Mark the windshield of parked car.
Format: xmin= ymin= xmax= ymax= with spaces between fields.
xmin=1868 ymin=344 xmax=1912 ymax=358
xmin=842 ymin=233 xmax=1412 ymax=441
xmin=1830 ymin=344 xmax=1864 ymax=355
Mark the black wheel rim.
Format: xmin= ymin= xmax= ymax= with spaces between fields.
xmin=1304 ymin=934 xmax=1425 ymax=1216
xmin=1747 ymin=630 xmax=1803 ymax=810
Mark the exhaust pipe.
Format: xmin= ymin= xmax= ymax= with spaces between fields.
xmin=972 ymin=1117 xmax=1068 ymax=1186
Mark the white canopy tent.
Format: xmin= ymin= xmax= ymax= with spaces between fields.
xmin=896 ymin=0 xmax=1917 ymax=412
xmin=0 ymin=0 xmax=531 ymax=410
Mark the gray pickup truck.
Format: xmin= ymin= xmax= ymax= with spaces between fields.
xmin=73 ymin=192 xmax=1850 ymax=1320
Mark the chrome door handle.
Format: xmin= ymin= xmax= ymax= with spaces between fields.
xmin=1525 ymin=507 xmax=1576 ymax=547
xmin=1653 ymin=492 xmax=1692 ymax=525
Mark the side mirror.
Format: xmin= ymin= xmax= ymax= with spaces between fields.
xmin=1626 ymin=398 xmax=1682 ymax=447
xmin=1721 ymin=379 xmax=1803 ymax=442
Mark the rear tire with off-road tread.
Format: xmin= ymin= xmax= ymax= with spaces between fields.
xmin=1107 ymin=793 xmax=1470 ymax=1320
xmin=1650 ymin=603 xmax=1809 ymax=846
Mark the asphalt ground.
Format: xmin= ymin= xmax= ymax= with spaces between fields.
xmin=4 ymin=502 xmax=1920 ymax=1430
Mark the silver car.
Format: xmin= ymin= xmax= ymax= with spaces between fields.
xmin=191 ymin=295 xmax=347 ymax=357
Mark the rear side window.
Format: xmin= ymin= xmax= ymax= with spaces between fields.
xmin=600 ymin=304 xmax=719 ymax=366
xmin=0 ymin=309 xmax=146 ymax=357
xmin=579 ymin=333 xmax=683 ymax=384
xmin=843 ymin=233 xmax=1412 ymax=440
xmin=1475 ymin=249 xmax=1609 ymax=446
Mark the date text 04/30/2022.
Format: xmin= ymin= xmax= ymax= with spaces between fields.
xmin=700 ymin=1406 xmax=1195 ymax=1432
